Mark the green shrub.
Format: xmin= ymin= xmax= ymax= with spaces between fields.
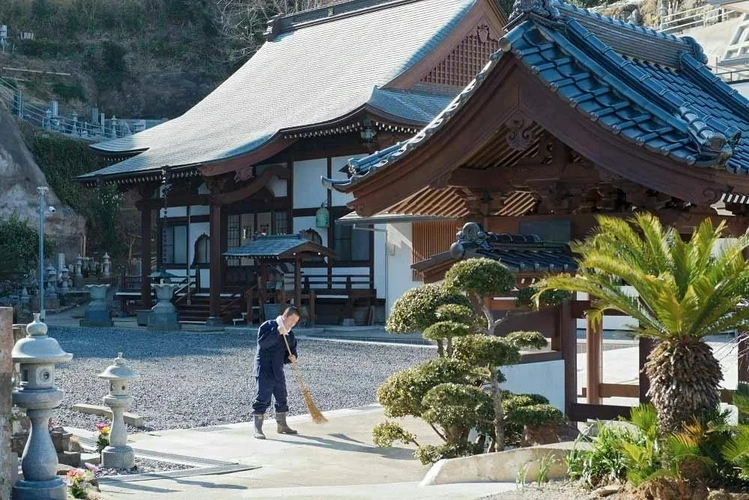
xmin=516 ymin=286 xmax=571 ymax=309
xmin=443 ymin=257 xmax=515 ymax=299
xmin=510 ymin=404 xmax=563 ymax=427
xmin=385 ymin=283 xmax=471 ymax=334
xmin=376 ymin=358 xmax=473 ymax=419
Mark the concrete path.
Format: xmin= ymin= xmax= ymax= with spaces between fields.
xmin=87 ymin=406 xmax=515 ymax=499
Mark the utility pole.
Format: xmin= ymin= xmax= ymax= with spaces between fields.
xmin=37 ymin=186 xmax=49 ymax=322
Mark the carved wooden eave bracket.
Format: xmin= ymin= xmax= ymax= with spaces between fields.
xmin=210 ymin=165 xmax=290 ymax=206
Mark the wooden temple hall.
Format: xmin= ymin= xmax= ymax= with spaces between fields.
xmin=324 ymin=0 xmax=749 ymax=275
xmin=77 ymin=0 xmax=511 ymax=325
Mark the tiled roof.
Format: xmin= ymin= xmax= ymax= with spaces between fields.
xmin=223 ymin=235 xmax=333 ymax=259
xmin=324 ymin=0 xmax=749 ymax=192
xmin=412 ymin=222 xmax=577 ymax=274
xmin=81 ymin=0 xmax=477 ymax=180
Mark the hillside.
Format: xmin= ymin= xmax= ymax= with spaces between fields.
xmin=0 ymin=0 xmax=281 ymax=120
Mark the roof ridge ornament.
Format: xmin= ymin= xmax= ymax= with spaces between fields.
xmin=507 ymin=0 xmax=562 ymax=29
xmin=680 ymin=36 xmax=708 ymax=64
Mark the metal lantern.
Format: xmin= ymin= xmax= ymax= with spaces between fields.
xmin=315 ymin=203 xmax=330 ymax=229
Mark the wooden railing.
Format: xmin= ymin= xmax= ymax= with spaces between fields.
xmin=298 ymin=274 xmax=374 ymax=294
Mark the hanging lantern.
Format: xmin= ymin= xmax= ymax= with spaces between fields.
xmin=315 ymin=203 xmax=330 ymax=229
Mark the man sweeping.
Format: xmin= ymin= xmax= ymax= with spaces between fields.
xmin=251 ymin=306 xmax=300 ymax=439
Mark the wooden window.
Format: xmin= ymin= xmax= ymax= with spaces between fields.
xmin=334 ymin=224 xmax=371 ymax=263
xmin=227 ymin=215 xmax=241 ymax=248
xmin=412 ymin=221 xmax=459 ymax=280
xmin=163 ymin=225 xmax=187 ymax=265
xmin=274 ymin=211 xmax=289 ymax=235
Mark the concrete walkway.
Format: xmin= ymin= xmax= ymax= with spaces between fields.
xmin=83 ymin=406 xmax=515 ymax=499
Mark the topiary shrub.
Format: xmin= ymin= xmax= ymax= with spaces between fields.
xmin=386 ymin=283 xmax=471 ymax=334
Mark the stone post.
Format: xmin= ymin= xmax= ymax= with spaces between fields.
xmin=59 ymin=268 xmax=69 ymax=296
xmin=74 ymin=255 xmax=84 ymax=290
xmin=98 ymin=353 xmax=139 ymax=469
xmin=102 ymin=253 xmax=111 ymax=280
xmin=80 ymin=285 xmax=113 ymax=327
xmin=147 ymin=284 xmax=180 ymax=331
xmin=1 ymin=308 xmax=14 ymax=499
xmin=12 ymin=313 xmax=73 ymax=500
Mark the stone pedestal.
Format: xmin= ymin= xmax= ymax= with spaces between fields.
xmin=136 ymin=310 xmax=151 ymax=327
xmin=147 ymin=284 xmax=180 ymax=331
xmin=80 ymin=285 xmax=113 ymax=327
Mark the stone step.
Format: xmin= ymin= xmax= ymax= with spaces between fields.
xmin=71 ymin=404 xmax=144 ymax=427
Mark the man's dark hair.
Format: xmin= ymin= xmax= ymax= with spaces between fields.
xmin=283 ymin=306 xmax=300 ymax=317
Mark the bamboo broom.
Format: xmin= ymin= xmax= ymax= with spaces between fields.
xmin=277 ymin=317 xmax=328 ymax=424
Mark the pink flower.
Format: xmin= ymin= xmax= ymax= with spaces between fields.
xmin=95 ymin=422 xmax=107 ymax=431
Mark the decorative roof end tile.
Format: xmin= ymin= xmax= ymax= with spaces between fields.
xmin=507 ymin=0 xmax=563 ymax=30
xmin=678 ymin=106 xmax=736 ymax=165
xmin=680 ymin=36 xmax=708 ymax=65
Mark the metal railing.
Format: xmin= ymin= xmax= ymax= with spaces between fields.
xmin=0 ymin=76 xmax=164 ymax=141
xmin=660 ymin=5 xmax=740 ymax=34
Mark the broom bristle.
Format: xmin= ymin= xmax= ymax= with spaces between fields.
xmin=302 ymin=388 xmax=328 ymax=424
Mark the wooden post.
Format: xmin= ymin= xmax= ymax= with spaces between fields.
xmin=639 ymin=337 xmax=654 ymax=403
xmin=559 ymin=300 xmax=578 ymax=419
xmin=739 ymin=333 xmax=749 ymax=384
xmin=140 ymin=203 xmax=152 ymax=309
xmin=586 ymin=316 xmax=603 ymax=404
xmin=208 ymin=203 xmax=222 ymax=324
xmin=310 ymin=290 xmax=316 ymax=326
xmin=1 ymin=308 xmax=14 ymax=498
xmin=294 ymin=256 xmax=302 ymax=312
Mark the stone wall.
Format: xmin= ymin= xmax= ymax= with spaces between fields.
xmin=0 ymin=307 xmax=13 ymax=498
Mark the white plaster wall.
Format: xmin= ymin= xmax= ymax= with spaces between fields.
xmin=159 ymin=205 xmax=210 ymax=217
xmin=293 ymin=159 xmax=327 ymax=208
xmin=502 ymin=360 xmax=565 ymax=412
xmin=293 ymin=216 xmax=328 ymax=246
xmin=189 ymin=205 xmax=210 ymax=216
xmin=385 ymin=223 xmax=423 ymax=316
xmin=330 ymin=155 xmax=365 ymax=206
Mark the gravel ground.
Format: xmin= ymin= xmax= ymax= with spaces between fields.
xmin=95 ymin=458 xmax=194 ymax=477
xmin=481 ymin=481 xmax=622 ymax=499
xmin=47 ymin=326 xmax=435 ymax=433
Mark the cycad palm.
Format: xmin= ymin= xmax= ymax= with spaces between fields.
xmin=535 ymin=213 xmax=749 ymax=434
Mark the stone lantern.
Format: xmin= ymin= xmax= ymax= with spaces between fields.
xmin=12 ymin=313 xmax=73 ymax=500
xmin=102 ymin=253 xmax=111 ymax=279
xmin=80 ymin=284 xmax=113 ymax=327
xmin=97 ymin=353 xmax=139 ymax=469
xmin=147 ymin=284 xmax=181 ymax=331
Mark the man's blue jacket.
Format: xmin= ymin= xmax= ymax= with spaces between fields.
xmin=253 ymin=318 xmax=298 ymax=380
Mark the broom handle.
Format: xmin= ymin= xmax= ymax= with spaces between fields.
xmin=279 ymin=324 xmax=308 ymax=392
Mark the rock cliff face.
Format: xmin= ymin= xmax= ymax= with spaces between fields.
xmin=0 ymin=106 xmax=87 ymax=259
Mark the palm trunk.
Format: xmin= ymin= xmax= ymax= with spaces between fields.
xmin=645 ymin=338 xmax=722 ymax=434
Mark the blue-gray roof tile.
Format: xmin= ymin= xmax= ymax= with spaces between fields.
xmin=82 ymin=0 xmax=477 ymax=180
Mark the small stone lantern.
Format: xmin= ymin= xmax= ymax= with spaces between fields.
xmin=102 ymin=253 xmax=111 ymax=279
xmin=12 ymin=313 xmax=73 ymax=500
xmin=97 ymin=353 xmax=139 ymax=469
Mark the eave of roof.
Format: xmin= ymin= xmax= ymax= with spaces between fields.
xmin=323 ymin=0 xmax=749 ymax=195
xmin=223 ymin=235 xmax=335 ymax=259
xmin=79 ymin=0 xmax=478 ymax=182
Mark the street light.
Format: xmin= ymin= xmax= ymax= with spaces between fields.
xmin=37 ymin=186 xmax=55 ymax=322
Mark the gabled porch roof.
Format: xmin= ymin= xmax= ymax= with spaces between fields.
xmin=412 ymin=222 xmax=577 ymax=283
xmin=324 ymin=0 xmax=749 ymax=216
xmin=224 ymin=235 xmax=335 ymax=260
